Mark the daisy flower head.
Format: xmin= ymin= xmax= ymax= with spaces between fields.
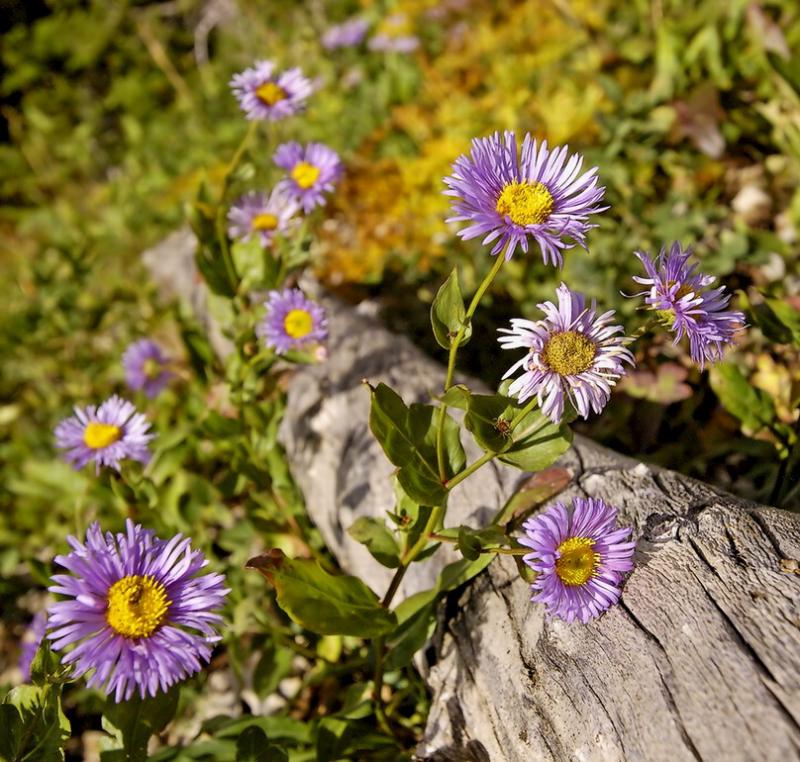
xmin=55 ymin=396 xmax=153 ymax=474
xmin=630 ymin=242 xmax=745 ymax=368
xmin=444 ymin=131 xmax=607 ymax=265
xmin=274 ymin=141 xmax=343 ymax=213
xmin=229 ymin=60 xmax=313 ymax=121
xmin=498 ymin=283 xmax=634 ymax=423
xmin=47 ymin=520 xmax=229 ymax=702
xmin=257 ymin=288 xmax=328 ymax=355
xmin=227 ymin=189 xmax=300 ymax=248
xmin=322 ymin=17 xmax=369 ymax=50
xmin=123 ymin=339 xmax=173 ymax=399
xmin=520 ymin=496 xmax=635 ymax=624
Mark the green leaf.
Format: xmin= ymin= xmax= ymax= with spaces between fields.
xmin=457 ymin=526 xmax=482 ymax=561
xmin=235 ymin=727 xmax=288 ymax=762
xmin=347 ymin=517 xmax=401 ymax=568
xmin=710 ymin=363 xmax=776 ymax=433
xmin=368 ymin=383 xmax=464 ymax=504
xmin=430 ymin=268 xmax=471 ymax=349
xmin=498 ymin=406 xmax=573 ymax=472
xmin=29 ymin=640 xmax=71 ymax=687
xmin=103 ymin=686 xmax=180 ymax=762
xmin=456 ymin=389 xmax=573 ymax=472
xmin=765 ymin=298 xmax=800 ymax=346
xmin=1 ymin=684 xmax=70 ymax=762
xmin=751 ymin=301 xmax=793 ymax=345
xmin=247 ymin=550 xmax=397 ymax=638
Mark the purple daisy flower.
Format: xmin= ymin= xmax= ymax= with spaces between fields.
xmin=274 ymin=141 xmax=343 ymax=213
xmin=227 ymin=189 xmax=300 ymax=247
xmin=499 ymin=283 xmax=634 ymax=423
xmin=47 ymin=520 xmax=229 ymax=702
xmin=18 ymin=611 xmax=47 ymax=681
xmin=630 ymin=242 xmax=745 ymax=368
xmin=444 ymin=131 xmax=607 ymax=265
xmin=256 ymin=288 xmax=328 ymax=355
xmin=322 ymin=17 xmax=370 ymax=50
xmin=122 ymin=339 xmax=173 ymax=399
xmin=519 ymin=496 xmax=635 ymax=624
xmin=229 ymin=60 xmax=313 ymax=122
xmin=54 ymin=395 xmax=154 ymax=474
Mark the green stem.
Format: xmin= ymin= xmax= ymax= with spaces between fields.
xmin=435 ymin=251 xmax=507 ymax=480
xmin=373 ymin=504 xmax=442 ymax=721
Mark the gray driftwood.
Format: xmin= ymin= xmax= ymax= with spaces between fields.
xmin=143 ymin=234 xmax=800 ymax=761
xmin=278 ymin=295 xmax=800 ymax=762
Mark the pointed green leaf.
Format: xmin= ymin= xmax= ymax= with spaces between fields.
xmin=766 ymin=298 xmax=800 ymax=345
xmin=430 ymin=268 xmax=471 ymax=349
xmin=247 ymin=550 xmax=397 ymax=638
xmin=347 ymin=517 xmax=401 ymax=568
xmin=710 ymin=363 xmax=775 ymax=433
xmin=103 ymin=686 xmax=180 ymax=762
xmin=2 ymin=684 xmax=70 ymax=762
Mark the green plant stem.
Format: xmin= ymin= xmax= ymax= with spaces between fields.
xmin=428 ymin=532 xmax=529 ymax=555
xmin=630 ymin=314 xmax=663 ymax=340
xmin=373 ymin=505 xmax=443 ymax=725
xmin=769 ymin=414 xmax=800 ymax=506
xmin=435 ymin=251 xmax=507 ymax=480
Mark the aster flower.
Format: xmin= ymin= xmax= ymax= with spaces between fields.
xmin=123 ymin=339 xmax=173 ymax=399
xmin=227 ymin=189 xmax=300 ymax=248
xmin=630 ymin=242 xmax=745 ymax=367
xmin=18 ymin=611 xmax=47 ymax=681
xmin=499 ymin=283 xmax=634 ymax=423
xmin=444 ymin=131 xmax=607 ymax=265
xmin=47 ymin=520 xmax=229 ymax=702
xmin=274 ymin=141 xmax=343 ymax=213
xmin=55 ymin=395 xmax=153 ymax=474
xmin=322 ymin=17 xmax=369 ymax=50
xmin=257 ymin=288 xmax=328 ymax=355
xmin=230 ymin=60 xmax=313 ymax=121
xmin=519 ymin=496 xmax=635 ymax=623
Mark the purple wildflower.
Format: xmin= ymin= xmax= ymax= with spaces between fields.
xmin=630 ymin=242 xmax=745 ymax=367
xmin=230 ymin=60 xmax=313 ymax=121
xmin=123 ymin=339 xmax=173 ymax=399
xmin=499 ymin=283 xmax=634 ymax=423
xmin=257 ymin=288 xmax=328 ymax=355
xmin=18 ymin=611 xmax=47 ymax=681
xmin=444 ymin=131 xmax=607 ymax=265
xmin=47 ymin=520 xmax=229 ymax=702
xmin=55 ymin=396 xmax=153 ymax=474
xmin=322 ymin=17 xmax=369 ymax=50
xmin=274 ymin=141 xmax=343 ymax=213
xmin=227 ymin=189 xmax=300 ymax=247
xmin=519 ymin=496 xmax=635 ymax=623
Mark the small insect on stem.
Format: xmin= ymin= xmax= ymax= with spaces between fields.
xmin=493 ymin=417 xmax=512 ymax=438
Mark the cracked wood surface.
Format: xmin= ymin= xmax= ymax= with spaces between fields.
xmin=142 ymin=237 xmax=800 ymax=761
xmin=278 ymin=295 xmax=800 ymax=762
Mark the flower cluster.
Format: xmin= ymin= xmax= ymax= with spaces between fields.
xmin=444 ymin=127 xmax=746 ymax=623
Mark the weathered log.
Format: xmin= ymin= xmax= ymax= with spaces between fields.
xmin=278 ymin=293 xmax=800 ymax=762
xmin=142 ymin=234 xmax=800 ymax=761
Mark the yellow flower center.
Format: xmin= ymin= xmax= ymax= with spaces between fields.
xmin=542 ymin=331 xmax=597 ymax=376
xmin=555 ymin=537 xmax=600 ymax=586
xmin=252 ymin=212 xmax=279 ymax=231
xmin=255 ymin=81 xmax=286 ymax=106
xmin=83 ymin=422 xmax=122 ymax=450
xmin=291 ymin=162 xmax=321 ymax=189
xmin=106 ymin=575 xmax=170 ymax=639
xmin=142 ymin=358 xmax=162 ymax=379
xmin=496 ymin=181 xmax=554 ymax=226
xmin=284 ymin=309 xmax=314 ymax=339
